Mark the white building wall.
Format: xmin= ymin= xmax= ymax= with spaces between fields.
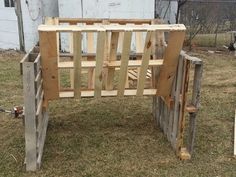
xmin=0 ymin=1 xmax=19 ymax=49
xmin=0 ymin=0 xmax=58 ymax=51
xmin=58 ymin=0 xmax=154 ymax=51
xmin=21 ymin=0 xmax=59 ymax=51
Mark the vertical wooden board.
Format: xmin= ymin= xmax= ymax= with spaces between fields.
xmin=73 ymin=32 xmax=82 ymax=98
xmin=106 ymin=32 xmax=119 ymax=90
xmin=187 ymin=63 xmax=203 ymax=154
xmin=23 ymin=62 xmax=37 ymax=171
xmin=118 ymin=32 xmax=124 ymax=53
xmin=87 ymin=31 xmax=95 ymax=89
xmin=137 ymin=31 xmax=153 ymax=96
xmin=156 ymin=31 xmax=185 ymax=97
xmin=117 ymin=31 xmax=132 ymax=97
xmin=135 ymin=32 xmax=143 ymax=53
xmin=176 ymin=60 xmax=190 ymax=154
xmin=94 ymin=31 xmax=106 ymax=98
xmin=37 ymin=109 xmax=49 ymax=168
xmin=39 ymin=31 xmax=59 ymax=100
xmin=172 ymin=57 xmax=184 ymax=147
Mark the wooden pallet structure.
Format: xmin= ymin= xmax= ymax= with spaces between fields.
xmin=21 ymin=17 xmax=203 ymax=171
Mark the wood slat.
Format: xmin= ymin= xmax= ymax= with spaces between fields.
xmin=94 ymin=31 xmax=106 ymax=98
xmin=137 ymin=31 xmax=153 ymax=96
xmin=176 ymin=60 xmax=191 ymax=156
xmin=60 ymin=89 xmax=157 ymax=98
xmin=117 ymin=31 xmax=132 ymax=96
xmin=58 ymin=59 xmax=163 ymax=69
xmin=87 ymin=32 xmax=95 ymax=89
xmin=156 ymin=31 xmax=185 ymax=97
xmin=38 ymin=24 xmax=186 ymax=32
xmin=106 ymin=32 xmax=119 ymax=90
xmin=73 ymin=32 xmax=82 ymax=98
xmin=39 ymin=31 xmax=59 ymax=100
xmin=23 ymin=62 xmax=37 ymax=171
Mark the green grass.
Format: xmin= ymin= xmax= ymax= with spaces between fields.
xmin=0 ymin=50 xmax=236 ymax=177
xmin=189 ymin=33 xmax=232 ymax=47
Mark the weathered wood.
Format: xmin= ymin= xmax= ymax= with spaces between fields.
xmin=73 ymin=32 xmax=82 ymax=98
xmin=136 ymin=31 xmax=153 ymax=96
xmin=187 ymin=63 xmax=203 ymax=154
xmin=171 ymin=56 xmax=184 ymax=147
xmin=94 ymin=31 xmax=106 ymax=98
xmin=39 ymin=31 xmax=59 ymax=100
xmin=58 ymin=60 xmax=163 ymax=69
xmin=176 ymin=60 xmax=191 ymax=155
xmin=156 ymin=31 xmax=185 ymax=97
xmin=23 ymin=62 xmax=37 ymax=171
xmin=37 ymin=109 xmax=49 ymax=168
xmin=117 ymin=31 xmax=132 ymax=96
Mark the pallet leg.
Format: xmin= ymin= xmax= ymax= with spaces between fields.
xmin=23 ymin=62 xmax=37 ymax=171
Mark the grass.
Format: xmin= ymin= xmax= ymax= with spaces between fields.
xmin=189 ymin=33 xmax=232 ymax=48
xmin=0 ymin=49 xmax=236 ymax=176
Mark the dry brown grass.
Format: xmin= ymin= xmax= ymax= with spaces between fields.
xmin=0 ymin=49 xmax=236 ymax=177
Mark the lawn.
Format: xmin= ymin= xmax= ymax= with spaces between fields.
xmin=0 ymin=49 xmax=236 ymax=177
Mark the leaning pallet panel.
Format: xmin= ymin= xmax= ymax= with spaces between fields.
xmin=21 ymin=17 xmax=203 ymax=171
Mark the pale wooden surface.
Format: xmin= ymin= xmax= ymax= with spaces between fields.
xmin=23 ymin=62 xmax=37 ymax=171
xmin=106 ymin=32 xmax=119 ymax=90
xmin=117 ymin=31 xmax=132 ymax=96
xmin=136 ymin=31 xmax=153 ymax=96
xmin=38 ymin=24 xmax=186 ymax=32
xmin=156 ymin=31 xmax=185 ymax=97
xmin=60 ymin=89 xmax=157 ymax=98
xmin=94 ymin=31 xmax=106 ymax=98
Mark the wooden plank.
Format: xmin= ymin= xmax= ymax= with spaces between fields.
xmin=106 ymin=32 xmax=119 ymax=90
xmin=172 ymin=57 xmax=184 ymax=147
xmin=187 ymin=63 xmax=203 ymax=154
xmin=37 ymin=109 xmax=49 ymax=168
xmin=39 ymin=31 xmax=59 ymax=100
xmin=59 ymin=18 xmax=153 ymax=24
xmin=58 ymin=59 xmax=163 ymax=69
xmin=23 ymin=62 xmax=37 ymax=171
xmin=137 ymin=31 xmax=153 ymax=96
xmin=60 ymin=89 xmax=157 ymax=98
xmin=38 ymin=24 xmax=186 ymax=32
xmin=73 ymin=32 xmax=82 ymax=98
xmin=156 ymin=31 xmax=185 ymax=97
xmin=94 ymin=31 xmax=106 ymax=98
xmin=87 ymin=32 xmax=95 ymax=89
xmin=117 ymin=31 xmax=132 ymax=96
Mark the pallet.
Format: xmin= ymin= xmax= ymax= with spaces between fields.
xmin=21 ymin=17 xmax=203 ymax=171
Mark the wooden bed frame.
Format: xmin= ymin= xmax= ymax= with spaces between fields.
xmin=21 ymin=17 xmax=203 ymax=171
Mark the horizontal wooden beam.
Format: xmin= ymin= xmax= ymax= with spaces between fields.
xmin=59 ymin=18 xmax=153 ymax=24
xmin=38 ymin=24 xmax=186 ymax=32
xmin=59 ymin=52 xmax=144 ymax=58
xmin=59 ymin=89 xmax=157 ymax=98
xmin=58 ymin=60 xmax=163 ymax=69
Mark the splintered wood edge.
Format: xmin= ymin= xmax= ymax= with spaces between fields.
xmin=179 ymin=148 xmax=191 ymax=160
